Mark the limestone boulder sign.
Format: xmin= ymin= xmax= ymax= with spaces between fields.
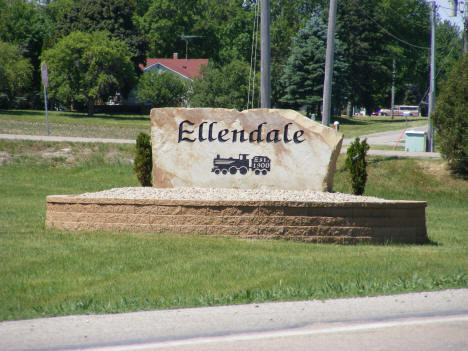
xmin=150 ymin=108 xmax=343 ymax=191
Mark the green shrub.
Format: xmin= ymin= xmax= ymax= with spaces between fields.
xmin=433 ymin=55 xmax=468 ymax=175
xmin=137 ymin=71 xmax=187 ymax=107
xmin=345 ymin=137 xmax=370 ymax=195
xmin=133 ymin=132 xmax=152 ymax=186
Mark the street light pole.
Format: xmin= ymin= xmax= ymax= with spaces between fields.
xmin=260 ymin=0 xmax=271 ymax=108
xmin=322 ymin=0 xmax=338 ymax=127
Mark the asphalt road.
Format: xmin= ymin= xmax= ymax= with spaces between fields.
xmin=1 ymin=126 xmax=441 ymax=159
xmin=342 ymin=125 xmax=428 ymax=147
xmin=1 ymin=289 xmax=467 ymax=351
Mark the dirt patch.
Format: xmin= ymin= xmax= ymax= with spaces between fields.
xmin=416 ymin=160 xmax=450 ymax=177
xmin=0 ymin=139 xmax=134 ymax=166
xmin=42 ymin=148 xmax=74 ymax=162
xmin=0 ymin=151 xmax=11 ymax=165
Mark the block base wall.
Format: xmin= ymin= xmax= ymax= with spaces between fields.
xmin=46 ymin=196 xmax=428 ymax=244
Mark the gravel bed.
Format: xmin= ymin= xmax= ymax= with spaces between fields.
xmin=77 ymin=187 xmax=391 ymax=203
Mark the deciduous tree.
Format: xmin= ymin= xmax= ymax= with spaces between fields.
xmin=0 ymin=0 xmax=47 ymax=101
xmin=337 ymin=0 xmax=389 ymax=113
xmin=189 ymin=60 xmax=256 ymax=110
xmin=42 ymin=31 xmax=136 ymax=115
xmin=0 ymin=41 xmax=33 ymax=107
xmin=54 ymin=0 xmax=147 ymax=72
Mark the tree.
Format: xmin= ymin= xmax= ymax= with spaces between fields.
xmin=54 ymin=0 xmax=147 ymax=72
xmin=42 ymin=31 xmax=136 ymax=115
xmin=137 ymin=71 xmax=187 ymax=107
xmin=0 ymin=41 xmax=33 ymax=107
xmin=376 ymin=0 xmax=431 ymax=108
xmin=280 ymin=12 xmax=348 ymax=117
xmin=336 ymin=0 xmax=432 ymax=112
xmin=337 ymin=0 xmax=389 ymax=113
xmin=189 ymin=60 xmax=256 ymax=111
xmin=139 ymin=0 xmax=198 ymax=59
xmin=270 ymin=0 xmax=325 ymax=64
xmin=435 ymin=21 xmax=463 ymax=85
xmin=0 ymin=0 xmax=47 ymax=105
xmin=433 ymin=55 xmax=468 ymax=175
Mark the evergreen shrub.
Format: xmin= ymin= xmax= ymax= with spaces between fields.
xmin=134 ymin=132 xmax=152 ymax=186
xmin=433 ymin=55 xmax=468 ymax=175
xmin=345 ymin=138 xmax=370 ymax=195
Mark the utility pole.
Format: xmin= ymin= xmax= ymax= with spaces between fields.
xmin=448 ymin=1 xmax=467 ymax=52
xmin=464 ymin=2 xmax=468 ymax=53
xmin=260 ymin=0 xmax=271 ymax=108
xmin=322 ymin=0 xmax=338 ymax=127
xmin=427 ymin=1 xmax=436 ymax=152
xmin=391 ymin=59 xmax=395 ymax=120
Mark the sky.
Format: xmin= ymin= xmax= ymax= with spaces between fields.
xmin=433 ymin=0 xmax=464 ymax=30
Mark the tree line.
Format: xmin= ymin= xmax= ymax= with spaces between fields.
xmin=0 ymin=0 xmax=463 ymax=117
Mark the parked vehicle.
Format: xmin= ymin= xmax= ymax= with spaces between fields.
xmin=378 ymin=105 xmax=420 ymax=117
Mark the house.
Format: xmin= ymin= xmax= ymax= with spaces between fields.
xmin=124 ymin=53 xmax=209 ymax=105
xmin=140 ymin=53 xmax=209 ymax=81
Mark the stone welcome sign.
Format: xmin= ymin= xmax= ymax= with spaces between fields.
xmin=150 ymin=108 xmax=343 ymax=191
xmin=46 ymin=107 xmax=428 ymax=244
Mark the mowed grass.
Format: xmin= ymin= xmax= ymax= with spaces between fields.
xmin=334 ymin=115 xmax=427 ymax=139
xmin=0 ymin=109 xmax=150 ymax=139
xmin=1 ymin=140 xmax=467 ymax=322
xmin=1 ymin=110 xmax=427 ymax=141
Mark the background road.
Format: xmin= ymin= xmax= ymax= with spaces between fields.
xmin=341 ymin=125 xmax=440 ymax=158
xmin=1 ymin=289 xmax=467 ymax=351
xmin=1 ymin=126 xmax=441 ymax=159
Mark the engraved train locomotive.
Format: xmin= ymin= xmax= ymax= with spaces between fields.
xmin=212 ymin=154 xmax=271 ymax=175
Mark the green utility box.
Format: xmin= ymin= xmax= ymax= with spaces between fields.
xmin=405 ymin=130 xmax=426 ymax=152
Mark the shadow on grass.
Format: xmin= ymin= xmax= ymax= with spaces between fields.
xmin=0 ymin=109 xmax=44 ymax=117
xmin=425 ymin=239 xmax=441 ymax=246
xmin=334 ymin=116 xmax=367 ymax=126
xmin=367 ymin=156 xmax=401 ymax=165
xmin=0 ymin=109 xmax=149 ymax=122
xmin=65 ymin=113 xmax=149 ymax=123
xmin=334 ymin=116 xmax=426 ymax=126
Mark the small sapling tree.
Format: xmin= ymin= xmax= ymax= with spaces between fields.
xmin=345 ymin=138 xmax=370 ymax=195
xmin=134 ymin=132 xmax=152 ymax=187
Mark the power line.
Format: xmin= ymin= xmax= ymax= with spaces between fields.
xmin=419 ymin=43 xmax=457 ymax=106
xmin=362 ymin=12 xmax=431 ymax=50
xmin=380 ymin=5 xmax=431 ymax=30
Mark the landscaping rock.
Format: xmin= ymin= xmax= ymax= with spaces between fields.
xmin=150 ymin=108 xmax=343 ymax=191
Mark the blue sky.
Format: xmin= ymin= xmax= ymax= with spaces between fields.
xmin=434 ymin=0 xmax=464 ymax=29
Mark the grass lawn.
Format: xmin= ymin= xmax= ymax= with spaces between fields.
xmin=0 ymin=139 xmax=467 ymax=321
xmin=1 ymin=110 xmax=427 ymax=141
xmin=0 ymin=109 xmax=151 ymax=139
xmin=334 ymin=115 xmax=428 ymax=139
